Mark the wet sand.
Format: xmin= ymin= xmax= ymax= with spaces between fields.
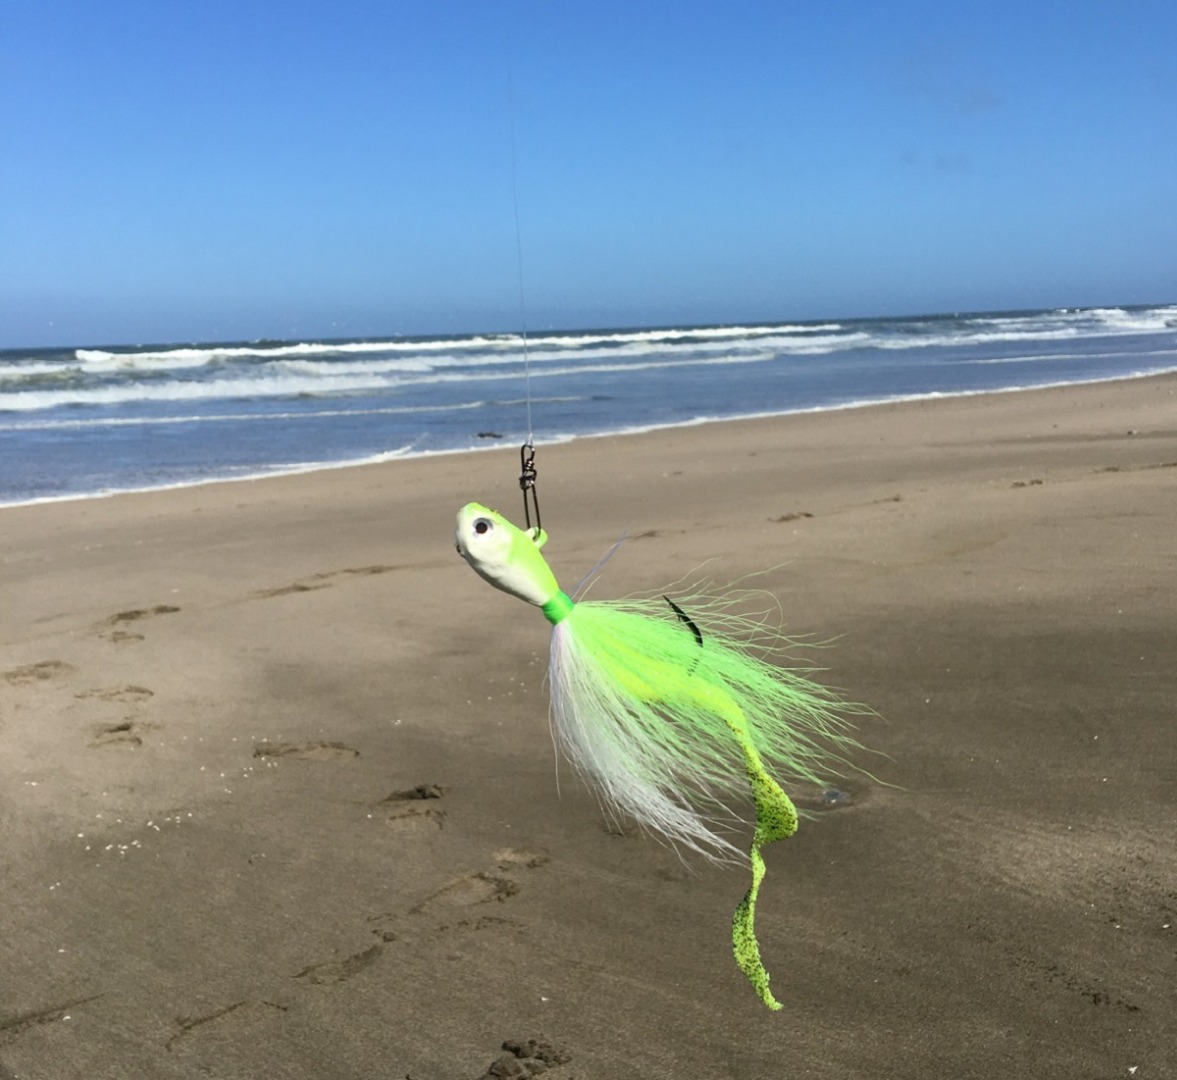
xmin=2 ymin=374 xmax=1175 ymax=1079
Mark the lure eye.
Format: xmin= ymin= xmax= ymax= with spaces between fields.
xmin=473 ymin=518 xmax=492 ymax=535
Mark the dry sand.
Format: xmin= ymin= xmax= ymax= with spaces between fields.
xmin=2 ymin=375 xmax=1175 ymax=1079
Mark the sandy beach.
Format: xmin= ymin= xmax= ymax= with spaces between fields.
xmin=2 ymin=374 xmax=1175 ymax=1079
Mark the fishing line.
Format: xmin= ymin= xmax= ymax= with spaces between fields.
xmin=507 ymin=61 xmax=540 ymax=532
xmin=507 ymin=63 xmax=534 ymax=448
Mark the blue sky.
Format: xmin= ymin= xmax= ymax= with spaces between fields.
xmin=3 ymin=0 xmax=1175 ymax=347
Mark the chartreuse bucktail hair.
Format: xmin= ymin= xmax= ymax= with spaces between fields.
xmin=455 ymin=502 xmax=867 ymax=1010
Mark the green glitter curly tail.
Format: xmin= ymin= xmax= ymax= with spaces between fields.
xmin=731 ymin=741 xmax=798 ymax=1010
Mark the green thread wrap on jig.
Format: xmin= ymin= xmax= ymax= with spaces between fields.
xmin=542 ymin=591 xmax=575 ymax=624
xmin=455 ymin=502 xmax=864 ymax=1011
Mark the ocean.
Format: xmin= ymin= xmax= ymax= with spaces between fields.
xmin=2 ymin=304 xmax=1175 ymax=507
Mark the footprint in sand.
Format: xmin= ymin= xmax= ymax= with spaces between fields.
xmin=2 ymin=660 xmax=74 ymax=685
xmin=252 ymin=741 xmax=359 ymax=762
xmin=292 ymin=944 xmax=383 ymax=986
xmin=365 ymin=912 xmax=403 ymax=943
xmin=384 ymin=803 xmax=447 ymax=831
xmin=411 ymin=872 xmax=521 ymax=913
xmin=252 ymin=582 xmax=332 ymax=599
xmin=493 ymin=847 xmax=551 ymax=871
xmin=364 ymin=848 xmax=546 ymax=947
xmin=322 ymin=564 xmax=401 ymax=578
xmin=475 ymin=1038 xmax=571 ymax=1080
xmin=1098 ymin=461 xmax=1177 ymax=474
xmin=107 ymin=605 xmax=180 ymax=623
xmin=97 ymin=605 xmax=180 ymax=643
xmin=165 ymin=1000 xmax=288 ymax=1052
xmin=253 ymin=565 xmax=403 ymax=600
xmin=367 ymin=905 xmax=524 ymax=944
xmin=0 ymin=995 xmax=104 ymax=1043
xmin=384 ymin=783 xmax=446 ymax=801
xmin=381 ymin=783 xmax=447 ymax=831
xmin=771 ymin=511 xmax=814 ymax=523
xmin=90 ymin=720 xmax=152 ymax=748
xmin=76 ymin=685 xmax=154 ymax=703
xmin=411 ymin=849 xmax=550 ymax=915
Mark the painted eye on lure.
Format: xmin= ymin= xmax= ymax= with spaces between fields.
xmin=474 ymin=519 xmax=492 ymax=535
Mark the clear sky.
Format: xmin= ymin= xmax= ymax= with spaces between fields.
xmin=3 ymin=0 xmax=1175 ymax=347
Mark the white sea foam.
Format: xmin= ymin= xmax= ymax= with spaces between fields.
xmin=518 ymin=323 xmax=845 ymax=349
xmin=339 ymin=348 xmax=788 ymax=390
xmin=73 ymin=336 xmax=517 ymax=366
xmin=971 ymin=347 xmax=1177 ymax=366
xmin=1088 ymin=307 xmax=1177 ymax=331
xmin=0 ymin=360 xmax=76 ymax=378
xmin=0 ymin=395 xmax=582 ymax=432
xmin=0 ymin=372 xmax=398 ymax=411
xmin=273 ymin=330 xmax=865 ymax=378
xmin=67 ymin=322 xmax=848 ymax=372
xmin=0 ymin=348 xmax=800 ymax=412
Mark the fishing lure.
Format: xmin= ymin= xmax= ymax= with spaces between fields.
xmin=455 ymin=500 xmax=863 ymax=1010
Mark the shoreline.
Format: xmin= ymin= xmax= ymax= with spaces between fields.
xmin=5 ymin=366 xmax=1177 ymax=511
